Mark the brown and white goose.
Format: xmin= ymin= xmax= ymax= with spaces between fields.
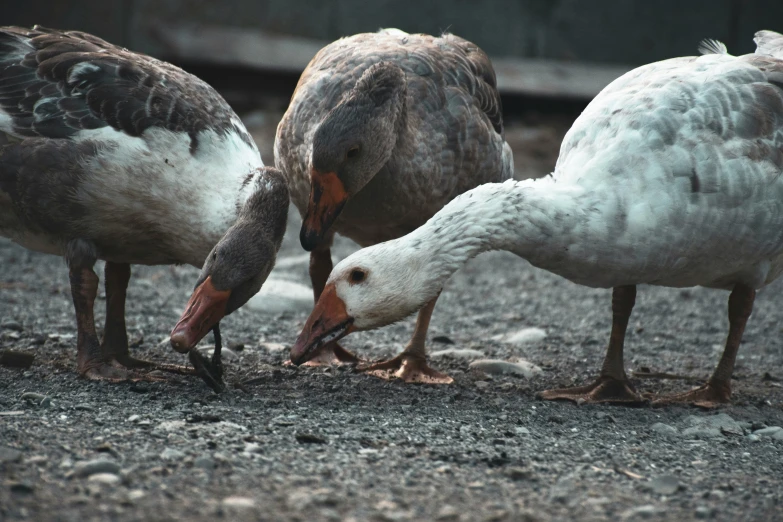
xmin=0 ymin=26 xmax=289 ymax=382
xmin=276 ymin=28 xmax=513 ymax=383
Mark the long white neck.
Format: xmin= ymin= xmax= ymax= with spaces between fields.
xmin=402 ymin=176 xmax=584 ymax=295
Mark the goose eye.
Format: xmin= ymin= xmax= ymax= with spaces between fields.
xmin=349 ymin=269 xmax=367 ymax=283
xmin=346 ymin=146 xmax=360 ymax=159
xmin=212 ymin=251 xmax=218 ymax=261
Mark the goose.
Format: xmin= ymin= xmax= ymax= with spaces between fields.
xmin=276 ymin=28 xmax=513 ymax=383
xmin=291 ymin=30 xmax=783 ymax=407
xmin=0 ymin=26 xmax=289 ymax=382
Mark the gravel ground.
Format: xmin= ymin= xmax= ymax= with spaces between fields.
xmin=2 ymin=114 xmax=783 ymax=522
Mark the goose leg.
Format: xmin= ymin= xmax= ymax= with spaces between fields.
xmin=102 ymin=262 xmax=194 ymax=375
xmin=540 ymin=285 xmax=643 ymax=404
xmin=102 ymin=262 xmax=147 ymax=367
xmin=68 ymin=241 xmax=134 ymax=381
xmin=653 ymin=283 xmax=754 ymax=408
xmin=359 ymin=294 xmax=453 ymax=384
xmin=294 ymin=246 xmax=360 ymax=366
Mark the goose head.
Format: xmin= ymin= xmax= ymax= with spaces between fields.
xmin=300 ymin=62 xmax=407 ymax=251
xmin=170 ymin=167 xmax=289 ymax=353
xmin=290 ymin=239 xmax=439 ymax=364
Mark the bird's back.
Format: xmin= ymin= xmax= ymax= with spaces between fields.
xmin=550 ymin=33 xmax=783 ymax=289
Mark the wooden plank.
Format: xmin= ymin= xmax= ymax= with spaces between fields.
xmin=492 ymin=58 xmax=630 ymax=100
xmin=148 ymin=22 xmax=324 ymax=72
xmin=148 ymin=22 xmax=631 ymax=100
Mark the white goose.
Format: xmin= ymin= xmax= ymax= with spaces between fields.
xmin=292 ymin=30 xmax=783 ymax=407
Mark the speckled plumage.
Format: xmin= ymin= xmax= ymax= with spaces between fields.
xmin=0 ymin=26 xmax=283 ymax=267
xmin=274 ymin=28 xmax=513 ymax=247
xmin=0 ymin=26 xmax=290 ymax=381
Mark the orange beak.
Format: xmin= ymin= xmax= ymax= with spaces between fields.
xmin=290 ymin=283 xmax=355 ymax=365
xmin=300 ymin=169 xmax=348 ymax=251
xmin=170 ymin=276 xmax=231 ymax=353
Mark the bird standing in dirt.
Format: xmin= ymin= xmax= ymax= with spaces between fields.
xmin=276 ymin=28 xmax=513 ymax=383
xmin=0 ymin=26 xmax=289 ymax=383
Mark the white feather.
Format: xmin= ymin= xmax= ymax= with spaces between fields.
xmin=698 ymin=38 xmax=728 ymax=55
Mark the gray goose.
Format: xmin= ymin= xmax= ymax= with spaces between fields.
xmin=0 ymin=26 xmax=289 ymax=382
xmin=277 ymin=28 xmax=513 ymax=383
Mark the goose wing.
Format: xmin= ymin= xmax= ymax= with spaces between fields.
xmin=0 ymin=26 xmax=248 ymax=148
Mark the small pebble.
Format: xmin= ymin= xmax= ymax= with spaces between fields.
xmin=621 ymin=505 xmax=659 ymax=519
xmin=505 ymin=466 xmax=533 ymax=481
xmin=436 ymin=505 xmax=460 ymax=521
xmin=127 ymin=489 xmax=146 ymax=501
xmin=243 ymin=443 xmax=263 ymax=454
xmin=72 ymin=459 xmax=120 ymax=478
xmin=9 ymin=482 xmax=34 ymax=495
xmin=682 ymin=427 xmax=722 ymax=439
xmin=0 ymin=447 xmax=23 ymax=464
xmin=160 ymin=448 xmax=186 ymax=461
xmin=649 ymin=474 xmax=681 ymax=495
xmin=221 ymin=496 xmax=256 ymax=510
xmin=193 ymin=456 xmax=215 ymax=471
xmin=259 ymin=342 xmax=286 ymax=352
xmin=1 ymin=320 xmax=23 ymax=331
xmin=295 ymin=432 xmax=327 ymax=444
xmin=753 ymin=426 xmax=782 ymax=437
xmin=650 ymin=423 xmax=678 ymax=436
xmin=87 ymin=473 xmax=121 ymax=485
xmin=20 ymin=392 xmax=46 ymax=403
xmin=469 ymin=359 xmax=542 ymax=378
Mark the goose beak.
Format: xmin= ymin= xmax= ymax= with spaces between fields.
xmin=170 ymin=276 xmax=231 ymax=353
xmin=290 ymin=283 xmax=355 ymax=364
xmin=300 ymin=169 xmax=348 ymax=251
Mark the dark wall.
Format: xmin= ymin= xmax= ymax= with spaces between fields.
xmin=3 ymin=0 xmax=783 ymax=65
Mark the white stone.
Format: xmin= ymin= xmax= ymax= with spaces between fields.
xmin=154 ymin=420 xmax=186 ymax=433
xmin=243 ymin=443 xmax=263 ymax=454
xmin=87 ymin=473 xmax=121 ymax=485
xmin=259 ymin=342 xmax=287 ymax=352
xmin=430 ymin=348 xmax=484 ymax=359
xmin=246 ymin=279 xmax=313 ymax=314
xmin=469 ymin=359 xmax=542 ymax=378
xmin=493 ymin=327 xmax=547 ymax=344
xmin=127 ymin=489 xmax=146 ymax=501
xmin=222 ymin=496 xmax=256 ymax=510
xmin=160 ymin=448 xmax=185 ymax=461
xmin=753 ymin=426 xmax=782 ymax=437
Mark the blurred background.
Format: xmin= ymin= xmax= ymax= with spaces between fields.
xmin=3 ymin=0 xmax=782 ymax=180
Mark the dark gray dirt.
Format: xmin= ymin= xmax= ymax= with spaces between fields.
xmin=2 ymin=116 xmax=783 ymax=522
